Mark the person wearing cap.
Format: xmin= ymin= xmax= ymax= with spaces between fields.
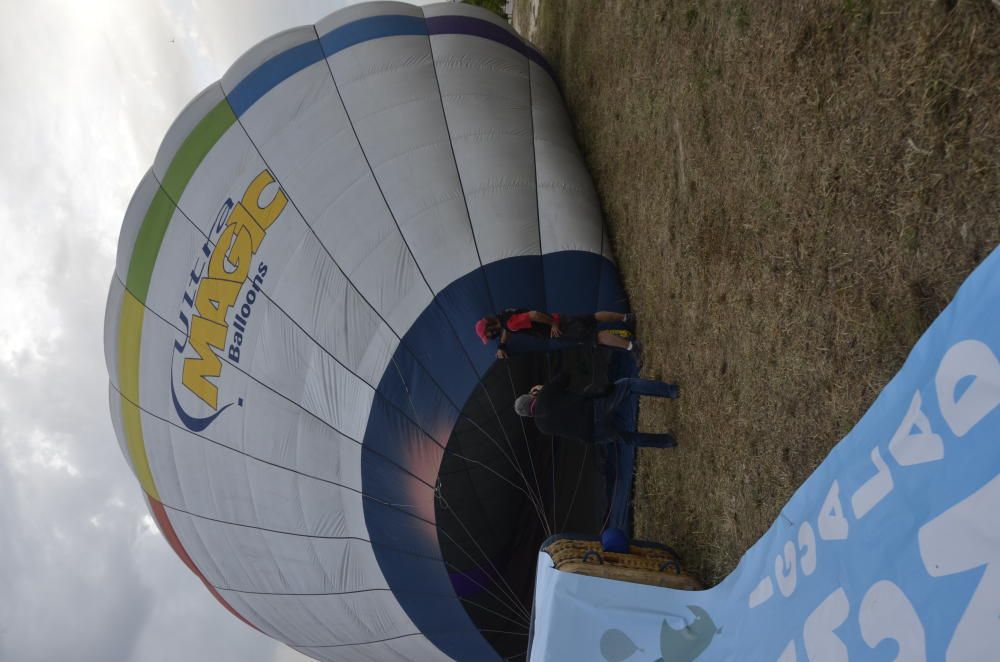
xmin=513 ymin=372 xmax=679 ymax=448
xmin=475 ymin=309 xmax=640 ymax=360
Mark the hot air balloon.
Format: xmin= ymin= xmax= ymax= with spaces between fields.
xmin=105 ymin=2 xmax=631 ymax=660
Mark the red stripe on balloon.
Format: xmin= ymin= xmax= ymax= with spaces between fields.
xmin=147 ymin=496 xmax=260 ymax=632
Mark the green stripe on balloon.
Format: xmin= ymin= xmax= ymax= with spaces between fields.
xmin=126 ymin=100 xmax=236 ymax=303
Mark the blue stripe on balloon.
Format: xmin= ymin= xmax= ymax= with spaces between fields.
xmin=226 ymin=40 xmax=325 ymax=117
xmin=598 ymin=258 xmax=630 ymax=314
xmin=542 ymin=251 xmax=605 ymax=315
xmin=320 ymin=14 xmax=428 ymax=53
xmin=425 ymin=15 xmax=523 ymax=52
xmin=483 ymin=255 xmax=547 ymax=314
xmin=363 ymin=251 xmax=626 ymax=661
xmin=225 ymin=14 xmax=559 ymax=117
xmin=425 ymin=15 xmax=559 ymax=83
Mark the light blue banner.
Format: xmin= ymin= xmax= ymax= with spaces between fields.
xmin=530 ymin=246 xmax=1000 ymax=662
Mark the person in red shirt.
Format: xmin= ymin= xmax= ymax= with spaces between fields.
xmin=474 ymin=309 xmax=640 ymax=360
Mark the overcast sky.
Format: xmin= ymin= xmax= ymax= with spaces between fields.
xmin=0 ymin=1 xmax=433 ymax=660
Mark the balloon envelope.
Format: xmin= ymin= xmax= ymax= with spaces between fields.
xmin=105 ymin=2 xmax=627 ymax=660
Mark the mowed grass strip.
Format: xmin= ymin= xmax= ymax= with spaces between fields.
xmin=515 ymin=0 xmax=1000 ymax=585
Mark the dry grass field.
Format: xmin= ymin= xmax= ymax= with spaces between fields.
xmin=513 ymin=0 xmax=1000 ymax=585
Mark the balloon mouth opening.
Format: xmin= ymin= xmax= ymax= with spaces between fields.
xmin=434 ymin=347 xmax=615 ymax=658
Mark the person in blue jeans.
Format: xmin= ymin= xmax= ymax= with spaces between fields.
xmin=513 ymin=372 xmax=679 ymax=448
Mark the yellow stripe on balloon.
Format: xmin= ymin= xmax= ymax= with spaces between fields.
xmin=117 ymin=290 xmax=159 ymax=501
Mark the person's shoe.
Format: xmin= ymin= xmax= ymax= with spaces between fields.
xmin=666 ymin=383 xmax=680 ymax=399
xmin=630 ymin=339 xmax=644 ymax=370
xmin=623 ymin=312 xmax=638 ymax=329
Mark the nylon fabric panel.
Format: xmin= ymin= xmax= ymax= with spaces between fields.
xmin=117 ymin=292 xmax=158 ymax=499
xmin=251 ymin=301 xmax=374 ymax=441
xmin=362 ymin=397 xmax=446 ymax=496
xmin=149 ymin=83 xmax=230 ymax=205
xmin=149 ymin=99 xmax=273 ymax=244
xmin=424 ymin=1 xmax=521 ymax=31
xmin=137 ymin=87 xmax=236 ymax=296
xmin=218 ymin=584 xmax=440 ymax=652
xmin=382 ymin=292 xmax=496 ymax=474
xmin=321 ymin=34 xmax=481 ymax=294
xmin=138 ymin=410 xmax=368 ymax=540
xmin=240 ymin=378 xmax=363 ymax=492
xmin=542 ymin=251 xmax=603 ymax=316
xmin=146 ymin=497 xmax=261 ymax=632
xmin=315 ymin=1 xmax=424 ymax=35
xmin=244 ymin=176 xmax=398 ymax=391
xmin=376 ymin=347 xmax=461 ymax=440
xmin=395 ymin=302 xmax=481 ymax=407
xmin=432 ymin=274 xmax=497 ymax=378
xmin=103 ymin=280 xmax=125 ymax=396
xmin=107 ymin=382 xmax=134 ymax=476
xmin=224 ymin=34 xmax=433 ymax=339
xmin=222 ymin=27 xmax=321 ymax=114
xmin=348 ymin=224 xmax=435 ymax=336
xmin=162 ymin=511 xmax=389 ymax=595
xmin=597 ymin=256 xmax=629 ymax=313
xmin=362 ymin=497 xmax=443 ymax=566
xmin=159 ymin=458 xmax=442 ymax=590
xmin=135 ymin=188 xmax=244 ymax=346
xmin=529 ymin=61 xmax=603 ymax=256
xmin=114 ymin=170 xmax=159 ymax=285
xmin=426 ymin=32 xmax=538 ymax=266
xmin=131 ymin=404 xmax=185 ymax=513
xmin=481 ymin=255 xmax=546 ymax=316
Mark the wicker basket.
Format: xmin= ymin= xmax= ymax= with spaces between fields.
xmin=543 ymin=537 xmax=702 ymax=590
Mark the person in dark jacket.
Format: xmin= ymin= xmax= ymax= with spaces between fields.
xmin=514 ymin=372 xmax=679 ymax=448
xmin=475 ymin=309 xmax=641 ymax=360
